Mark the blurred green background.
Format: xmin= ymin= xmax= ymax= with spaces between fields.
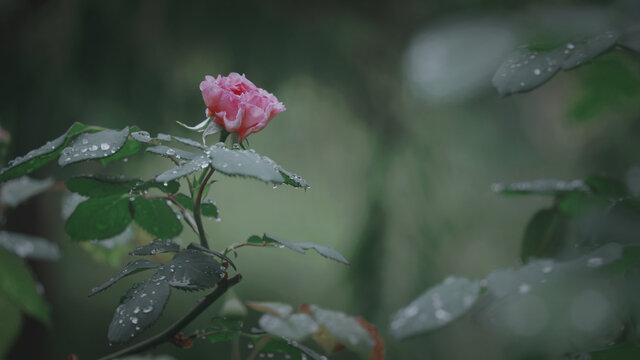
xmin=1 ymin=0 xmax=640 ymax=359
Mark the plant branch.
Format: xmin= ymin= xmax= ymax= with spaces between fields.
xmin=97 ymin=274 xmax=242 ymax=360
xmin=246 ymin=334 xmax=272 ymax=360
xmin=224 ymin=241 xmax=271 ymax=257
xmin=193 ymin=166 xmax=215 ymax=249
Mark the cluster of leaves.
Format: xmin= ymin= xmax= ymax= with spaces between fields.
xmin=390 ymin=27 xmax=640 ymax=359
xmin=0 ymin=176 xmax=61 ymax=358
xmin=89 ymin=239 xmax=228 ymax=343
xmin=390 ymin=175 xmax=640 ymax=357
xmin=0 ymin=119 xmax=372 ymax=360
xmin=201 ymin=299 xmax=383 ymax=360
xmin=492 ymin=26 xmax=640 ymax=97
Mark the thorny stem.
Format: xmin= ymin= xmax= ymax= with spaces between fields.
xmin=97 ymin=274 xmax=242 ymax=360
xmin=194 ymin=166 xmax=215 ymax=249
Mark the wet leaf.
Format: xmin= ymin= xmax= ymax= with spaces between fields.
xmin=58 ymin=127 xmax=130 ymax=166
xmin=492 ymin=178 xmax=587 ymax=196
xmin=139 ymin=180 xmax=180 ymax=195
xmin=298 ymin=242 xmax=350 ymax=265
xmin=155 ymin=155 xmax=210 ymax=183
xmin=132 ymin=197 xmax=183 ymax=239
xmin=493 ymin=31 xmax=620 ymax=96
xmin=101 ymin=137 xmax=143 ymax=165
xmin=279 ymin=168 xmax=310 ymax=189
xmin=389 ymin=277 xmax=481 ymax=339
xmin=89 ymin=259 xmax=161 ymax=297
xmin=0 ymin=231 xmax=60 ymax=261
xmin=157 ymin=249 xmax=225 ymax=291
xmin=107 ymin=279 xmax=171 ymax=343
xmin=208 ymin=143 xmax=284 ymax=183
xmin=130 ymin=239 xmax=180 ymax=256
xmin=146 ymin=145 xmax=202 ymax=161
xmin=65 ymin=195 xmax=133 ymax=241
xmin=0 ymin=176 xmax=54 ymax=207
xmin=0 ymin=122 xmax=89 ymax=182
xmin=172 ymin=136 xmax=206 ymax=149
xmin=130 ymin=131 xmax=152 ymax=143
xmin=253 ymin=234 xmax=349 ymax=265
xmin=66 ymin=175 xmax=139 ymax=197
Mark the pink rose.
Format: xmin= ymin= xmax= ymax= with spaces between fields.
xmin=199 ymin=72 xmax=286 ymax=142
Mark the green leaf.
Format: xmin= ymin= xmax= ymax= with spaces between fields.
xmin=101 ymin=138 xmax=143 ymax=165
xmin=0 ymin=176 xmax=54 ymax=207
xmin=58 ymin=127 xmax=130 ymax=166
xmin=520 ymin=208 xmax=567 ymax=262
xmin=157 ymin=133 xmax=171 ymax=141
xmin=0 ymin=248 xmax=51 ymax=326
xmin=0 ymin=231 xmax=60 ymax=261
xmin=557 ymin=192 xmax=610 ymax=217
xmin=173 ymin=194 xmax=219 ymax=218
xmin=208 ymin=144 xmax=284 ymax=184
xmin=261 ymin=234 xmax=306 ymax=253
xmin=186 ymin=243 xmax=235 ymax=269
xmin=485 ymin=243 xmax=623 ymax=298
xmin=492 ymin=178 xmax=587 ymax=196
xmin=389 ymin=276 xmax=481 ymax=339
xmin=256 ymin=234 xmax=350 ymax=265
xmin=146 ymin=145 xmax=202 ymax=161
xmin=157 ymin=249 xmax=225 ymax=291
xmin=130 ymin=239 xmax=180 ymax=256
xmin=132 ymin=197 xmax=183 ymax=239
xmin=297 ymin=242 xmax=350 ymax=265
xmin=493 ymin=31 xmax=620 ymax=96
xmin=0 ymin=294 xmax=22 ymax=358
xmin=172 ymin=136 xmax=206 ymax=149
xmin=107 ymin=279 xmax=171 ymax=343
xmin=66 ymin=175 xmax=139 ymax=197
xmin=568 ymin=54 xmax=640 ymax=122
xmin=0 ymin=122 xmax=89 ymax=182
xmin=619 ymin=24 xmax=640 ymax=54
xmin=155 ymin=155 xmax=210 ymax=183
xmin=89 ymin=259 xmax=161 ymax=297
xmin=586 ymin=175 xmax=631 ymax=198
xmin=130 ymin=131 xmax=152 ymax=143
xmin=279 ymin=168 xmax=309 ymax=189
xmin=65 ymin=195 xmax=133 ymax=241
xmin=139 ymin=180 xmax=180 ymax=195
xmin=562 ymin=31 xmax=620 ymax=70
